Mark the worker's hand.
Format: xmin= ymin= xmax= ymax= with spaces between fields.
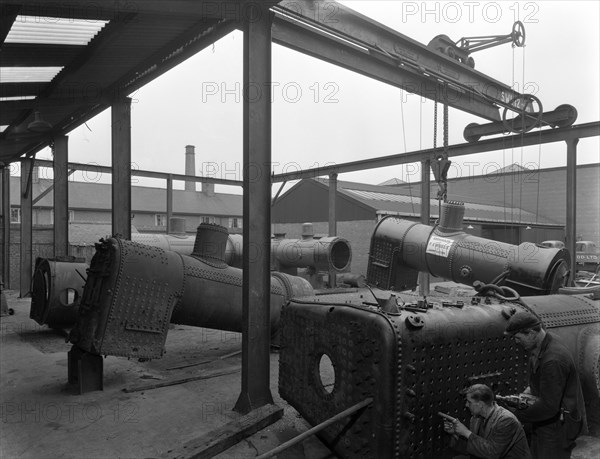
xmin=443 ymin=419 xmax=470 ymax=439
xmin=443 ymin=420 xmax=455 ymax=434
xmin=453 ymin=419 xmax=471 ymax=439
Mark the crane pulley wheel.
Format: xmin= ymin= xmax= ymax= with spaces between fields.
xmin=512 ymin=21 xmax=526 ymax=47
xmin=502 ymin=94 xmax=543 ymax=134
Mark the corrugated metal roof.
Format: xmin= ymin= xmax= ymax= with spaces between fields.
xmin=0 ymin=67 xmax=63 ymax=83
xmin=1 ymin=4 xmax=238 ymax=164
xmin=0 ymin=96 xmax=37 ymax=101
xmin=5 ymin=16 xmax=108 ymax=45
xmin=8 ymin=176 xmax=242 ymax=217
xmin=314 ymin=177 xmax=561 ymax=226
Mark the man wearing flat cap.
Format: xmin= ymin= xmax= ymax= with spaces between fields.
xmin=504 ymin=311 xmax=586 ymax=459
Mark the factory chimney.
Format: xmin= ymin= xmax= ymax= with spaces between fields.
xmin=203 ymin=179 xmax=215 ymax=197
xmin=185 ymin=145 xmax=196 ymax=192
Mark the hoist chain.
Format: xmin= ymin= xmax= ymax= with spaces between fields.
xmin=431 ymin=84 xmax=451 ymax=204
xmin=433 ymin=94 xmax=438 ymax=151
xmin=443 ymin=93 xmax=449 ymax=156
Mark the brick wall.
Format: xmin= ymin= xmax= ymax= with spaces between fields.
xmin=0 ymin=225 xmax=94 ymax=290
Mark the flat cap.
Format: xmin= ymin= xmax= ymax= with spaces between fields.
xmin=504 ymin=311 xmax=541 ymax=335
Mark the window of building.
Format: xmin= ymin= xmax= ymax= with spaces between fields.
xmin=155 ymin=214 xmax=167 ymax=226
xmin=228 ymin=217 xmax=242 ymax=229
xmin=10 ymin=207 xmax=20 ymax=223
xmin=201 ymin=216 xmax=216 ymax=224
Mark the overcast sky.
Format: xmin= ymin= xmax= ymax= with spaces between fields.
xmin=29 ymin=0 xmax=600 ymax=195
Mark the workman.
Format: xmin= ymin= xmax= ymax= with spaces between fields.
xmin=442 ymin=384 xmax=531 ymax=458
xmin=504 ymin=311 xmax=586 ymax=458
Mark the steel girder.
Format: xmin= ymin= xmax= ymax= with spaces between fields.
xmin=273 ymin=0 xmax=524 ymax=121
xmin=271 ymin=121 xmax=600 ymax=182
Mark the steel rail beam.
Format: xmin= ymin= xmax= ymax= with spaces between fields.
xmin=271 ymin=13 xmax=500 ymax=121
xmin=33 ymin=159 xmax=242 ymax=187
xmin=274 ymin=1 xmax=524 ymax=120
xmin=272 ymin=122 xmax=600 ymax=182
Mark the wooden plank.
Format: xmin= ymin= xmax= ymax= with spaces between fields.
xmin=161 ymin=404 xmax=284 ymax=459
xmin=123 ymin=365 xmax=241 ymax=393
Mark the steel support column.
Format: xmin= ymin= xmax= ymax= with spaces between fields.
xmin=235 ymin=3 xmax=274 ymax=414
xmin=328 ymin=172 xmax=338 ymax=287
xmin=20 ymin=158 xmax=33 ymax=297
xmin=53 ymin=135 xmax=69 ymax=257
xmin=111 ymin=97 xmax=132 ymax=240
xmin=166 ymin=174 xmax=173 ymax=234
xmin=1 ymin=166 xmax=10 ymax=287
xmin=565 ymin=138 xmax=579 ymax=286
xmin=418 ymin=160 xmax=430 ymax=296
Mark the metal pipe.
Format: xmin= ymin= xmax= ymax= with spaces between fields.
xmin=255 ymin=398 xmax=372 ymax=459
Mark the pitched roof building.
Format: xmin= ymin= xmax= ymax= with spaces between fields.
xmin=7 ymin=175 xmax=243 ymax=235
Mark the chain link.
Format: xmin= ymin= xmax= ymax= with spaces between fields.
xmin=433 ymin=93 xmax=438 ymax=151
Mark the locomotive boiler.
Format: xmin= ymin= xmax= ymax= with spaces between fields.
xmin=30 ymin=228 xmax=350 ymax=328
xmin=278 ymin=287 xmax=599 ymax=458
xmin=367 ymin=201 xmax=570 ymax=295
xmin=68 ymin=224 xmax=314 ymax=359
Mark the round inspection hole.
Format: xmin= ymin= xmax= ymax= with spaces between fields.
xmin=318 ymin=354 xmax=336 ymax=394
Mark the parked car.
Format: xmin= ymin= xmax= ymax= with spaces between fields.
xmin=576 ymin=241 xmax=600 ymax=272
xmin=539 ymin=240 xmax=565 ymax=248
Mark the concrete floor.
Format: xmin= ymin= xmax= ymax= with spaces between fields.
xmin=1 ymin=290 xmax=599 ymax=459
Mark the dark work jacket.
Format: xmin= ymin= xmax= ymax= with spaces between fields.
xmin=515 ymin=332 xmax=586 ymax=441
xmin=451 ymin=404 xmax=531 ymax=459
